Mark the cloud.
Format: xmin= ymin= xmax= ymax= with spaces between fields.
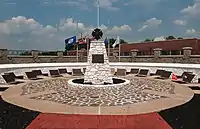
xmin=154 ymin=36 xmax=166 ymax=41
xmin=106 ymin=25 xmax=132 ymax=36
xmin=40 ymin=0 xmax=119 ymax=11
xmin=185 ymin=28 xmax=197 ymax=35
xmin=124 ymin=0 xmax=166 ymax=7
xmin=97 ymin=0 xmax=119 ymax=11
xmin=181 ymin=0 xmax=200 ymax=17
xmin=173 ymin=20 xmax=186 ymax=26
xmin=138 ymin=17 xmax=162 ymax=32
xmin=40 ymin=0 xmax=89 ymax=10
xmin=0 ymin=16 xmax=132 ymax=50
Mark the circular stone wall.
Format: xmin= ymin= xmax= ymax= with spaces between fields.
xmin=1 ymin=76 xmax=194 ymax=115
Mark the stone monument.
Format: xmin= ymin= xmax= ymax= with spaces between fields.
xmin=84 ymin=28 xmax=113 ymax=85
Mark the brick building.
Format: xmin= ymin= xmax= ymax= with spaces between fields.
xmin=121 ymin=38 xmax=200 ymax=56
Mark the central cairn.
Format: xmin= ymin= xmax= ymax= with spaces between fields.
xmin=84 ymin=28 xmax=113 ymax=85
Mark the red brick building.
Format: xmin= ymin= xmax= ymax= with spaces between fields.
xmin=121 ymin=38 xmax=200 ymax=55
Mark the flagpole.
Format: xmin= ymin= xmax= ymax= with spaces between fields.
xmin=97 ymin=0 xmax=100 ymax=28
xmin=87 ymin=32 xmax=89 ymax=56
xmin=119 ymin=43 xmax=120 ymax=62
xmin=107 ymin=19 xmax=110 ymax=58
xmin=118 ymin=36 xmax=120 ymax=62
xmin=108 ymin=39 xmax=110 ymax=57
xmin=76 ymin=21 xmax=79 ymax=62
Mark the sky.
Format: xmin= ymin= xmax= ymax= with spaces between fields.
xmin=0 ymin=0 xmax=200 ymax=51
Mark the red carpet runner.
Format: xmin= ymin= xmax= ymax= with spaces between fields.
xmin=26 ymin=112 xmax=172 ymax=129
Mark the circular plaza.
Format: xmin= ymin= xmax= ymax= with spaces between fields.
xmin=1 ymin=70 xmax=194 ymax=115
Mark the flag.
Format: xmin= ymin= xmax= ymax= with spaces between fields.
xmin=171 ymin=73 xmax=177 ymax=80
xmin=65 ymin=36 xmax=76 ymax=45
xmin=90 ymin=37 xmax=95 ymax=41
xmin=112 ymin=36 xmax=120 ymax=48
xmin=104 ymin=37 xmax=108 ymax=44
xmin=78 ymin=37 xmax=87 ymax=44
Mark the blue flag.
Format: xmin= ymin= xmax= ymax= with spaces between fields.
xmin=104 ymin=37 xmax=108 ymax=44
xmin=65 ymin=36 xmax=76 ymax=45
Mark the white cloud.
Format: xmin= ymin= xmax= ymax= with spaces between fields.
xmin=138 ymin=25 xmax=148 ymax=32
xmin=173 ymin=20 xmax=186 ymax=26
xmin=138 ymin=17 xmax=162 ymax=32
xmin=154 ymin=36 xmax=166 ymax=41
xmin=40 ymin=0 xmax=119 ymax=11
xmin=181 ymin=0 xmax=200 ymax=17
xmin=124 ymin=0 xmax=166 ymax=7
xmin=185 ymin=28 xmax=196 ymax=35
xmin=98 ymin=0 xmax=119 ymax=11
xmin=106 ymin=25 xmax=132 ymax=36
xmin=0 ymin=16 xmax=132 ymax=50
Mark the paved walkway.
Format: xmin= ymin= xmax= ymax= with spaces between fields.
xmin=26 ymin=113 xmax=172 ymax=129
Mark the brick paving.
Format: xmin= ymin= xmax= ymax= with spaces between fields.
xmin=26 ymin=113 xmax=172 ymax=129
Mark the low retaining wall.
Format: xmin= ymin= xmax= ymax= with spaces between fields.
xmin=0 ymin=62 xmax=200 ymax=84
xmin=1 ymin=47 xmax=200 ymax=64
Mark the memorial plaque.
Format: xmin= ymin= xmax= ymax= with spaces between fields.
xmin=92 ymin=54 xmax=104 ymax=63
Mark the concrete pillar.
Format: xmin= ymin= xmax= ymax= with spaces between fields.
xmin=78 ymin=49 xmax=85 ymax=57
xmin=57 ymin=51 xmax=63 ymax=58
xmin=0 ymin=49 xmax=8 ymax=63
xmin=31 ymin=50 xmax=39 ymax=59
xmin=183 ymin=47 xmax=192 ymax=58
xmin=113 ymin=49 xmax=119 ymax=57
xmin=0 ymin=49 xmax=8 ymax=58
xmin=153 ymin=48 xmax=162 ymax=58
xmin=131 ymin=49 xmax=138 ymax=58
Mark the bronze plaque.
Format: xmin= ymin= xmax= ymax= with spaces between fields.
xmin=92 ymin=54 xmax=104 ymax=63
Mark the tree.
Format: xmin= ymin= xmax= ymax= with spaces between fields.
xmin=165 ymin=36 xmax=176 ymax=40
xmin=65 ymin=44 xmax=75 ymax=52
xmin=20 ymin=51 xmax=31 ymax=55
xmin=120 ymin=39 xmax=127 ymax=44
xmin=177 ymin=37 xmax=183 ymax=39
xmin=144 ymin=38 xmax=153 ymax=42
xmin=108 ymin=38 xmax=116 ymax=48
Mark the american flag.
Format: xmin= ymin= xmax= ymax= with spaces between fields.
xmin=78 ymin=36 xmax=95 ymax=44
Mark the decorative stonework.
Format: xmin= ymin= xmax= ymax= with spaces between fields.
xmin=20 ymin=77 xmax=176 ymax=107
xmin=84 ymin=40 xmax=113 ymax=84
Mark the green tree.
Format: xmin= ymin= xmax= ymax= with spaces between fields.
xmin=65 ymin=44 xmax=75 ymax=52
xmin=107 ymin=38 xmax=116 ymax=48
xmin=144 ymin=38 xmax=153 ymax=42
xmin=120 ymin=39 xmax=127 ymax=44
xmin=20 ymin=51 xmax=31 ymax=55
xmin=165 ymin=36 xmax=176 ymax=40
xmin=177 ymin=37 xmax=183 ymax=39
